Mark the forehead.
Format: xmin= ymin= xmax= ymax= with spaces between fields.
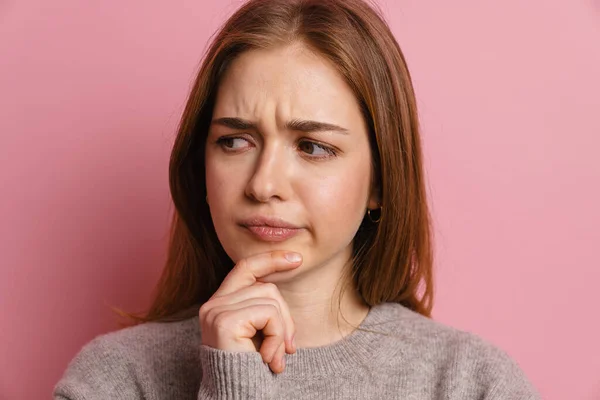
xmin=213 ymin=43 xmax=363 ymax=126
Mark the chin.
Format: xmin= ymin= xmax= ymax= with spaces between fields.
xmin=256 ymin=267 xmax=304 ymax=284
xmin=226 ymin=230 xmax=307 ymax=261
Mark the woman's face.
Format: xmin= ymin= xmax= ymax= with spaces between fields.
xmin=205 ymin=43 xmax=378 ymax=282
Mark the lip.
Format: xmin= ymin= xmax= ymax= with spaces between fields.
xmin=239 ymin=216 xmax=302 ymax=242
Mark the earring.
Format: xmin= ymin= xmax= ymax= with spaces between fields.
xmin=367 ymin=206 xmax=382 ymax=223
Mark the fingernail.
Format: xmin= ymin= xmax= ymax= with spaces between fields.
xmin=284 ymin=252 xmax=301 ymax=263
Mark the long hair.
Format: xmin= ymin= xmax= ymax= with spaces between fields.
xmin=119 ymin=0 xmax=434 ymax=325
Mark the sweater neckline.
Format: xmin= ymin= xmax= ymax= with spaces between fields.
xmin=272 ymin=302 xmax=398 ymax=379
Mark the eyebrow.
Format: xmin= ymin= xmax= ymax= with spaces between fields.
xmin=211 ymin=117 xmax=349 ymax=135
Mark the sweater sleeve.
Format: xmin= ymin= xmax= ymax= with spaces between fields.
xmin=440 ymin=331 xmax=541 ymax=400
xmin=53 ymin=337 xmax=143 ymax=400
xmin=197 ymin=345 xmax=275 ymax=400
xmin=483 ymin=358 xmax=541 ymax=400
xmin=478 ymin=341 xmax=541 ymax=400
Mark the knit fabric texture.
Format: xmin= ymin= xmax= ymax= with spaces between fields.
xmin=54 ymin=302 xmax=540 ymax=399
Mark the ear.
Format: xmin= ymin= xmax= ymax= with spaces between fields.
xmin=367 ymin=184 xmax=381 ymax=210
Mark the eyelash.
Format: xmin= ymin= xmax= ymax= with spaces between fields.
xmin=215 ymin=135 xmax=338 ymax=159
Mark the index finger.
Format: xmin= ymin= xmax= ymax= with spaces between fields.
xmin=214 ymin=251 xmax=302 ymax=297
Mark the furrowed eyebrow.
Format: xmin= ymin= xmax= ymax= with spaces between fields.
xmin=211 ymin=117 xmax=349 ymax=135
xmin=211 ymin=117 xmax=255 ymax=130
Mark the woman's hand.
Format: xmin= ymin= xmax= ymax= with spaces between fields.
xmin=199 ymin=251 xmax=302 ymax=374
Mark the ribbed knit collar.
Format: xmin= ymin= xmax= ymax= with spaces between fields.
xmin=269 ymin=302 xmax=400 ymax=379
xmin=193 ymin=302 xmax=404 ymax=380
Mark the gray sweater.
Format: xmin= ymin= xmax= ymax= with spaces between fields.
xmin=53 ymin=302 xmax=540 ymax=399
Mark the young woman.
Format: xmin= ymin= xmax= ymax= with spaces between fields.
xmin=54 ymin=0 xmax=540 ymax=398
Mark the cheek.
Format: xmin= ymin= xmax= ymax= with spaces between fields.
xmin=205 ymin=156 xmax=241 ymax=229
xmin=206 ymin=155 xmax=246 ymax=200
xmin=300 ymin=164 xmax=371 ymax=231
xmin=205 ymin=157 xmax=245 ymax=258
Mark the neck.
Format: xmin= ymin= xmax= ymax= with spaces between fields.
xmin=274 ymin=253 xmax=370 ymax=349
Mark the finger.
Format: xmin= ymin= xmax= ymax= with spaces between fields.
xmin=254 ymin=283 xmax=296 ymax=354
xmin=259 ymin=305 xmax=287 ymax=371
xmin=207 ymin=283 xmax=296 ymax=353
xmin=268 ymin=341 xmax=286 ymax=374
xmin=206 ymin=301 xmax=285 ymax=358
xmin=214 ymin=251 xmax=302 ymax=297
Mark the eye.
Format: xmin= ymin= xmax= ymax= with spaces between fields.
xmin=298 ymin=140 xmax=337 ymax=158
xmin=216 ymin=136 xmax=252 ymax=151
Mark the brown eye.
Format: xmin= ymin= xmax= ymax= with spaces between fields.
xmin=299 ymin=141 xmax=315 ymax=154
xmin=298 ymin=140 xmax=336 ymax=157
xmin=216 ymin=137 xmax=251 ymax=151
xmin=222 ymin=138 xmax=235 ymax=148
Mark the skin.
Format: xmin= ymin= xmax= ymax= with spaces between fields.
xmin=201 ymin=42 xmax=380 ymax=374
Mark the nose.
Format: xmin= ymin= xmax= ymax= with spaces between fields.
xmin=245 ymin=141 xmax=292 ymax=203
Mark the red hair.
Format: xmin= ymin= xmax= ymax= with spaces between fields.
xmin=118 ymin=0 xmax=434 ymax=325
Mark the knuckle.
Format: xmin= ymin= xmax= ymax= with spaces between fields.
xmin=235 ymin=258 xmax=249 ymax=273
xmin=198 ymin=303 xmax=211 ymax=320
xmin=212 ymin=311 xmax=232 ymax=330
xmin=266 ymin=322 xmax=284 ymax=337
xmin=204 ymin=305 xmax=223 ymax=325
xmin=264 ymin=299 xmax=280 ymax=312
xmin=262 ymin=283 xmax=280 ymax=298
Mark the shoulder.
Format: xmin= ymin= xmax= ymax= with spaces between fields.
xmin=369 ymin=303 xmax=540 ymax=399
xmin=53 ymin=317 xmax=201 ymax=399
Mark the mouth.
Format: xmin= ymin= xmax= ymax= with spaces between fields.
xmin=239 ymin=216 xmax=303 ymax=242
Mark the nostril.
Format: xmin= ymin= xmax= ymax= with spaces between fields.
xmin=244 ymin=154 xmax=291 ymax=202
xmin=245 ymin=179 xmax=275 ymax=203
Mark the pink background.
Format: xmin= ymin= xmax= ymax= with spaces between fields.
xmin=1 ymin=0 xmax=599 ymax=399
